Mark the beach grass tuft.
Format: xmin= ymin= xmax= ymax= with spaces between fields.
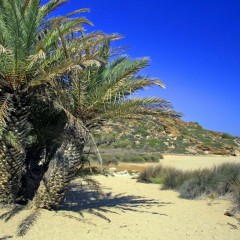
xmin=139 ymin=162 xmax=240 ymax=212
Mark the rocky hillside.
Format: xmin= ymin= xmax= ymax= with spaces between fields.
xmin=93 ymin=117 xmax=240 ymax=156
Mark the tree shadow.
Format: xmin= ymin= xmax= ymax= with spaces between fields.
xmin=58 ymin=181 xmax=173 ymax=220
xmin=0 ymin=179 xmax=172 ymax=236
xmin=0 ymin=236 xmax=13 ymax=240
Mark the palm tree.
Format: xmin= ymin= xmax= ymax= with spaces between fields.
xmin=0 ymin=0 xmax=179 ymax=210
xmin=0 ymin=0 xmax=114 ymax=205
xmin=55 ymin=46 xmax=178 ymax=128
xmin=30 ymin=40 xmax=179 ymax=209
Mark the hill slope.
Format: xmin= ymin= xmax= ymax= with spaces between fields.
xmin=93 ymin=117 xmax=240 ymax=156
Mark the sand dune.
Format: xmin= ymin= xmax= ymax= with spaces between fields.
xmin=0 ymin=156 xmax=240 ymax=240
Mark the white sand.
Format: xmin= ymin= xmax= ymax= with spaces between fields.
xmin=161 ymin=155 xmax=240 ymax=170
xmin=0 ymin=156 xmax=240 ymax=240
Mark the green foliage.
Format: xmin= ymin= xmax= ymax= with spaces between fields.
xmin=0 ymin=0 xmax=94 ymax=86
xmin=222 ymin=133 xmax=234 ymax=140
xmin=113 ymin=139 xmax=133 ymax=149
xmin=4 ymin=131 xmax=24 ymax=153
xmin=60 ymin=54 xmax=178 ymax=128
xmin=147 ymin=138 xmax=161 ymax=147
xmin=122 ymin=155 xmax=145 ymax=163
xmin=133 ymin=126 xmax=149 ymax=137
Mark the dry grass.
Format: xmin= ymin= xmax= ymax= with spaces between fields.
xmin=86 ymin=162 xmax=148 ymax=174
xmin=139 ymin=162 xmax=240 ymax=213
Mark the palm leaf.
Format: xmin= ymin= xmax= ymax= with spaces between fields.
xmin=0 ymin=93 xmax=12 ymax=127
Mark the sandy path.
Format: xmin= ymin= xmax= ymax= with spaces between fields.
xmin=0 ymin=175 xmax=239 ymax=240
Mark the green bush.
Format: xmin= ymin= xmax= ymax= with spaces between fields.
xmin=133 ymin=126 xmax=149 ymax=137
xmin=147 ymin=138 xmax=161 ymax=147
xmin=121 ymin=155 xmax=145 ymax=163
xmin=141 ymin=153 xmax=163 ymax=162
xmin=222 ymin=133 xmax=234 ymax=139
xmin=113 ymin=139 xmax=133 ymax=149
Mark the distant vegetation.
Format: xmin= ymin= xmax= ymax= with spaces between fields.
xmin=95 ymin=118 xmax=240 ymax=156
xmin=88 ymin=151 xmax=163 ymax=164
xmin=139 ymin=163 xmax=240 ymax=213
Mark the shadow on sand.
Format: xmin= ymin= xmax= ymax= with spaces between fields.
xmin=58 ymin=180 xmax=173 ymax=221
xmin=0 ymin=178 xmax=173 ymax=238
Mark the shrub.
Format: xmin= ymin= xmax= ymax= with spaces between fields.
xmin=147 ymin=138 xmax=161 ymax=147
xmin=139 ymin=162 xmax=240 ymax=211
xmin=113 ymin=139 xmax=133 ymax=149
xmin=138 ymin=164 xmax=163 ymax=182
xmin=179 ymin=169 xmax=213 ymax=199
xmin=122 ymin=155 xmax=145 ymax=163
xmin=179 ymin=177 xmax=209 ymax=199
xmin=160 ymin=168 xmax=181 ymax=189
xmin=222 ymin=133 xmax=234 ymax=139
xmin=210 ymin=163 xmax=240 ymax=195
xmin=231 ymin=178 xmax=240 ymax=213
xmin=139 ymin=164 xmax=188 ymax=187
xmin=142 ymin=153 xmax=163 ymax=162
xmin=134 ymin=126 xmax=149 ymax=137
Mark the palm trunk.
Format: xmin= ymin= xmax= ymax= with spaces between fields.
xmin=0 ymin=91 xmax=29 ymax=203
xmin=32 ymin=130 xmax=85 ymax=209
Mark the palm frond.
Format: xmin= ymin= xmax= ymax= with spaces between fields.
xmin=65 ymin=8 xmax=90 ymax=18
xmin=4 ymin=131 xmax=24 ymax=153
xmin=100 ymin=58 xmax=150 ymax=102
xmin=42 ymin=17 xmax=92 ymax=50
xmin=101 ymin=97 xmax=167 ymax=118
xmin=37 ymin=0 xmax=67 ymax=22
xmin=0 ymin=93 xmax=12 ymax=127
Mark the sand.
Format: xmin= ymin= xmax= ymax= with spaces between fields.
xmin=161 ymin=155 xmax=240 ymax=170
xmin=0 ymin=155 xmax=240 ymax=240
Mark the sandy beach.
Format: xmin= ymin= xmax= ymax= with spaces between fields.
xmin=0 ymin=155 xmax=240 ymax=240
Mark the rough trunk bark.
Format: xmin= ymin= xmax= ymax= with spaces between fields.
xmin=0 ymin=89 xmax=88 ymax=209
xmin=0 ymin=91 xmax=29 ymax=203
xmin=32 ymin=130 xmax=85 ymax=209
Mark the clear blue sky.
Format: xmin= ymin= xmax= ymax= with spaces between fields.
xmin=45 ymin=0 xmax=240 ymax=136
